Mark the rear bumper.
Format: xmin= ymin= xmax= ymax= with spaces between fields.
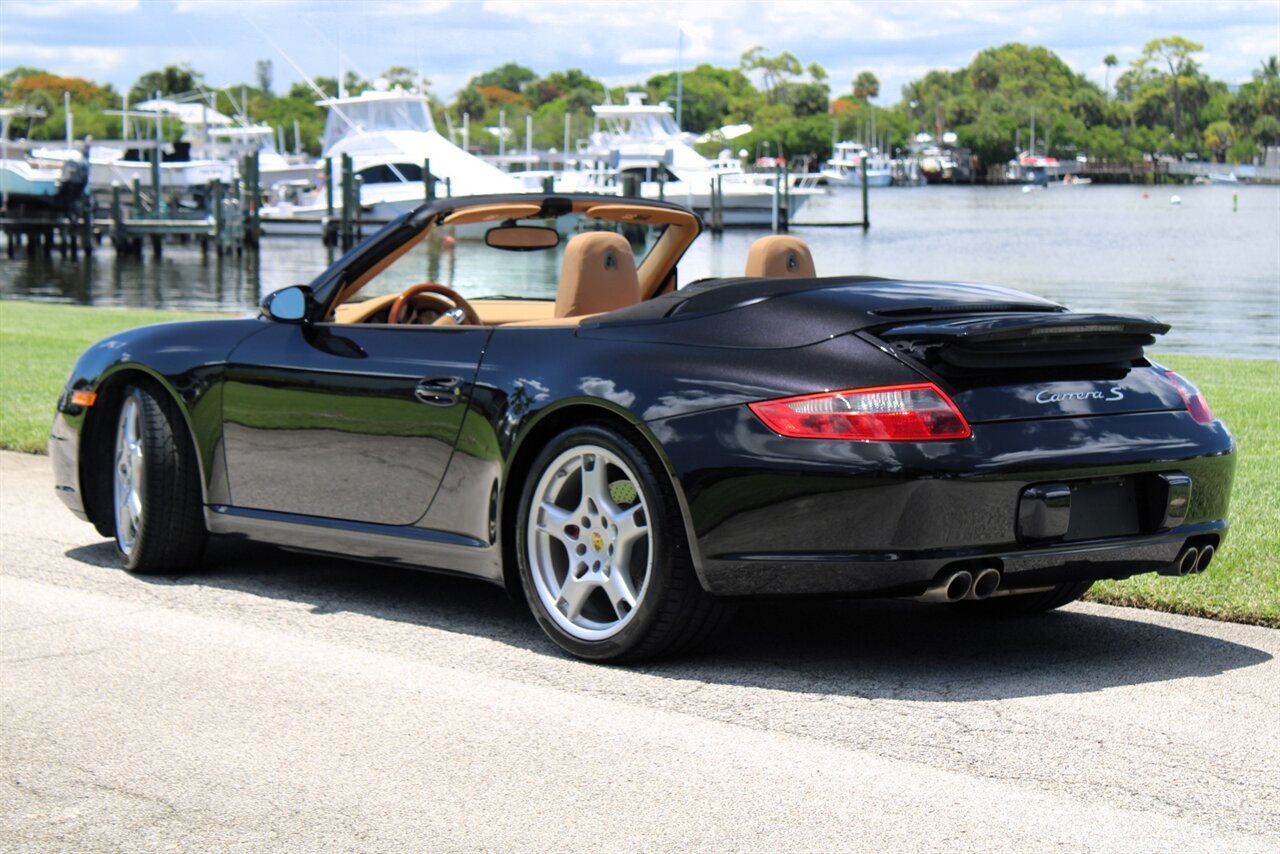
xmin=650 ymin=407 xmax=1236 ymax=597
xmin=697 ymin=525 xmax=1226 ymax=597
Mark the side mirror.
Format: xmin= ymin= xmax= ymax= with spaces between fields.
xmin=262 ymin=285 xmax=313 ymax=324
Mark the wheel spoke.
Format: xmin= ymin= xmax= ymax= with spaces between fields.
xmin=614 ymin=503 xmax=647 ymax=550
xmin=603 ymin=565 xmax=637 ymax=618
xmin=556 ymin=573 xmax=595 ymax=621
xmin=535 ymin=501 xmax=577 ymax=545
xmin=580 ymin=453 xmax=613 ymax=512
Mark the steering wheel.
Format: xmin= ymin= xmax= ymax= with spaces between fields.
xmin=388 ymin=283 xmax=481 ymax=326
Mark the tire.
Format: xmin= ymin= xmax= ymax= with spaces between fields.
xmin=956 ymin=581 xmax=1094 ymax=616
xmin=516 ymin=424 xmax=726 ymax=662
xmin=111 ymin=382 xmax=207 ymax=574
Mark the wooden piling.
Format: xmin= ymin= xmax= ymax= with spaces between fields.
xmin=861 ymin=151 xmax=870 ymax=231
xmin=324 ymin=157 xmax=334 ymax=219
xmin=340 ymin=153 xmax=354 ymax=250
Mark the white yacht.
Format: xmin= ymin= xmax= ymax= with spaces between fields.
xmin=30 ymin=97 xmax=235 ymax=191
xmin=204 ymin=125 xmax=319 ymax=187
xmin=819 ymin=141 xmax=892 ymax=188
xmin=262 ymin=83 xmax=522 ymax=231
xmin=563 ymin=93 xmax=820 ymax=226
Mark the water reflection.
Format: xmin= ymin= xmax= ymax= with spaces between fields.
xmin=1 ymin=184 xmax=1276 ymax=358
xmin=0 ymin=244 xmax=270 ymax=312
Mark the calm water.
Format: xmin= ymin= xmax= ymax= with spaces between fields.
xmin=2 ymin=183 xmax=1277 ymax=359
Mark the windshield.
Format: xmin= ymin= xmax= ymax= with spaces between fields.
xmin=353 ymin=212 xmax=669 ymax=302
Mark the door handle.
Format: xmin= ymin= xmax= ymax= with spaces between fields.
xmin=414 ymin=377 xmax=462 ymax=407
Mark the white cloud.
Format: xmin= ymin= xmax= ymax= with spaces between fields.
xmin=5 ymin=0 xmax=1278 ymax=107
xmin=0 ymin=43 xmax=128 ymax=74
xmin=173 ymin=0 xmax=302 ymax=13
xmin=3 ymin=0 xmax=138 ymax=17
xmin=369 ymin=0 xmax=454 ymax=14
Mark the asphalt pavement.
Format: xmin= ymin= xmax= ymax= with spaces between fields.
xmin=2 ymin=450 xmax=1277 ymax=852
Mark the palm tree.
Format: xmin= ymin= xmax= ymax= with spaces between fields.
xmin=1104 ymin=54 xmax=1118 ymax=95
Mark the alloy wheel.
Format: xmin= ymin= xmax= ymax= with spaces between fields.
xmin=526 ymin=444 xmax=652 ymax=641
xmin=113 ymin=395 xmax=144 ymax=556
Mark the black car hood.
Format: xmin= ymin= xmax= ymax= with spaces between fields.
xmin=578 ymin=276 xmax=1067 ymax=349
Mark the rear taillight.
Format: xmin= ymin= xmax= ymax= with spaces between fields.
xmin=1164 ymin=371 xmax=1214 ymax=424
xmin=748 ymin=382 xmax=971 ymax=441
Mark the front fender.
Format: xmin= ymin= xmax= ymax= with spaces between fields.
xmin=52 ymin=318 xmax=266 ymax=523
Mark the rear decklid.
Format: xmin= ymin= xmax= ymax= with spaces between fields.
xmin=580 ymin=276 xmax=1068 ymax=348
xmin=870 ymin=312 xmax=1185 ymax=422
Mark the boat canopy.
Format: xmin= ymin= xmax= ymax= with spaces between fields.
xmin=319 ymin=90 xmax=436 ymax=152
xmin=592 ymin=93 xmax=681 ymax=141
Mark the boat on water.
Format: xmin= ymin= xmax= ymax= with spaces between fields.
xmin=204 ymin=125 xmax=319 ymax=188
xmin=1004 ymin=151 xmax=1060 ymax=186
xmin=818 ymin=141 xmax=892 ymax=188
xmin=261 ymin=82 xmax=521 ymax=233
xmin=915 ymin=132 xmax=974 ymax=184
xmin=0 ymin=107 xmax=90 ymax=213
xmin=560 ymin=93 xmax=821 ymax=226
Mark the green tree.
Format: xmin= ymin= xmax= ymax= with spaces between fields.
xmin=740 ymin=46 xmax=802 ymax=104
xmin=343 ymin=70 xmax=370 ymax=97
xmin=288 ymin=77 xmax=338 ymax=101
xmin=531 ymin=68 xmax=604 ymax=112
xmin=471 ymin=63 xmax=536 ymax=94
xmin=1139 ymin=36 xmax=1205 ymax=139
xmin=382 ymin=65 xmax=428 ymax=92
xmin=1203 ymin=120 xmax=1234 ymax=161
xmin=129 ymin=64 xmax=203 ymax=103
xmin=1254 ymin=114 xmax=1280 ymax=146
xmin=644 ymin=64 xmax=757 ymax=132
xmin=1103 ymin=53 xmax=1118 ymax=94
xmin=255 ymin=59 xmax=272 ymax=95
xmin=852 ymin=71 xmax=879 ymax=100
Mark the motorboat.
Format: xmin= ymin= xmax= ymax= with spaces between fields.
xmin=30 ymin=97 xmax=237 ymax=192
xmin=819 ymin=142 xmax=892 ymax=188
xmin=204 ymin=125 xmax=319 ymax=187
xmin=261 ymin=83 xmax=521 ymax=232
xmin=565 ymin=93 xmax=821 ymax=226
xmin=0 ymin=107 xmax=89 ymax=212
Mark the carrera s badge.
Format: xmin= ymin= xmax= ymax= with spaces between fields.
xmin=1035 ymin=387 xmax=1125 ymax=404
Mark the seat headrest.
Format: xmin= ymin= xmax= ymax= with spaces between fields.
xmin=555 ymin=232 xmax=640 ymax=318
xmin=744 ymin=235 xmax=816 ymax=278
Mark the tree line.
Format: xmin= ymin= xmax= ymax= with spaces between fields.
xmin=2 ymin=37 xmax=1277 ymax=168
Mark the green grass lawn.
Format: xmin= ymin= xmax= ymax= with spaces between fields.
xmin=1 ymin=301 xmax=1275 ymax=626
xmin=1087 ymin=354 xmax=1279 ymax=627
xmin=0 ymin=301 xmax=227 ymax=452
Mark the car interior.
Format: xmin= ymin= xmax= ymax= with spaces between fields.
xmin=328 ymin=199 xmax=816 ymax=328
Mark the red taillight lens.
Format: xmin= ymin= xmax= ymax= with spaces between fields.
xmin=1164 ymin=371 xmax=1214 ymax=424
xmin=748 ymin=382 xmax=971 ymax=441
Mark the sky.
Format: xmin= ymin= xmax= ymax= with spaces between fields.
xmin=2 ymin=0 xmax=1279 ymax=109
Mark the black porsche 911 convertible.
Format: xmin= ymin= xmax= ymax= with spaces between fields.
xmin=51 ymin=193 xmax=1236 ymax=661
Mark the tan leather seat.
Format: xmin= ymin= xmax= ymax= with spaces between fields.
xmin=744 ymin=235 xmax=816 ymax=278
xmin=554 ymin=232 xmax=641 ymax=318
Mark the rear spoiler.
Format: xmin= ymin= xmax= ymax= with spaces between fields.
xmin=873 ymin=313 xmax=1170 ymax=370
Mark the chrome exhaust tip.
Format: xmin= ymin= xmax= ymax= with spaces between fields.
xmin=966 ymin=567 xmax=1002 ymax=600
xmin=1194 ymin=544 xmax=1215 ymax=574
xmin=918 ymin=570 xmax=973 ymax=603
xmin=1159 ymin=546 xmax=1200 ymax=577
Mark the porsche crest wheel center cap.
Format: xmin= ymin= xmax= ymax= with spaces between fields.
xmin=591 ymin=531 xmax=605 ymax=552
